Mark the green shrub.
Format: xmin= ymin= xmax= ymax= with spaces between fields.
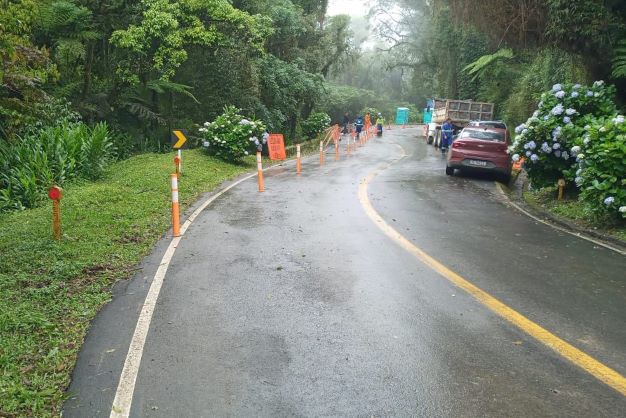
xmin=576 ymin=116 xmax=626 ymax=219
xmin=199 ymin=106 xmax=266 ymax=162
xmin=510 ymin=81 xmax=617 ymax=188
xmin=0 ymin=122 xmax=114 ymax=211
xmin=301 ymin=112 xmax=331 ymax=140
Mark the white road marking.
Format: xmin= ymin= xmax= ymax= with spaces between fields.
xmin=494 ymin=182 xmax=625 ymax=256
xmin=109 ymin=152 xmax=318 ymax=417
xmin=110 ymin=172 xmax=256 ymax=418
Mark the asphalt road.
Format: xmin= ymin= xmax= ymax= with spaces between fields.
xmin=65 ymin=127 xmax=626 ymax=417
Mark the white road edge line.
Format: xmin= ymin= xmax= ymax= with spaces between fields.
xmin=108 ymin=142 xmax=396 ymax=416
xmin=494 ymin=182 xmax=625 ymax=256
xmin=110 ymin=171 xmax=258 ymax=418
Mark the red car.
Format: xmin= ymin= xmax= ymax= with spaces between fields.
xmin=445 ymin=127 xmax=511 ymax=183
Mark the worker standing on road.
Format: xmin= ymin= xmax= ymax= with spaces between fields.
xmin=375 ymin=113 xmax=385 ymax=136
xmin=441 ymin=117 xmax=454 ymax=154
xmin=365 ymin=112 xmax=371 ymax=132
xmin=354 ymin=115 xmax=364 ymax=140
xmin=342 ymin=112 xmax=350 ymax=135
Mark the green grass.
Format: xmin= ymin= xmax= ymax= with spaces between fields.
xmin=0 ymin=149 xmax=253 ymax=417
xmin=524 ymin=187 xmax=626 ymax=242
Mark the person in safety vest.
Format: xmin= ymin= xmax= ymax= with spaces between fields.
xmin=375 ymin=113 xmax=385 ymax=136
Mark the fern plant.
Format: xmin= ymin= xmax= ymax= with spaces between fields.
xmin=463 ymin=48 xmax=514 ymax=81
xmin=612 ymin=39 xmax=626 ymax=79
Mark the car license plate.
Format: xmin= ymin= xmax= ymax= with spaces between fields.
xmin=468 ymin=159 xmax=487 ymax=167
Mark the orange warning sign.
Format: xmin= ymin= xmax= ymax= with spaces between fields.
xmin=268 ymin=134 xmax=286 ymax=160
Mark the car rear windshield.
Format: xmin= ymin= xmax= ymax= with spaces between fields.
xmin=474 ymin=122 xmax=506 ymax=129
xmin=461 ymin=129 xmax=505 ymax=142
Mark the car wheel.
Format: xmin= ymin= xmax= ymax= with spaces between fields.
xmin=445 ymin=166 xmax=454 ymax=176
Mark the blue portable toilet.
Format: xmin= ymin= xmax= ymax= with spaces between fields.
xmin=423 ymin=99 xmax=434 ymax=123
xmin=395 ymin=107 xmax=409 ymax=125
xmin=423 ymin=108 xmax=432 ymax=123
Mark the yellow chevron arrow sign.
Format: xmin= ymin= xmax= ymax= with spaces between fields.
xmin=171 ymin=130 xmax=188 ymax=149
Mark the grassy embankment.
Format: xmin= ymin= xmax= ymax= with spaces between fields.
xmin=0 ymin=149 xmax=254 ymax=417
xmin=524 ymin=188 xmax=626 ymax=242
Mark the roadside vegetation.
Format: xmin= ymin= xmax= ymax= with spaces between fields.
xmin=511 ymin=82 xmax=625 ymax=223
xmin=524 ymin=187 xmax=626 ymax=242
xmin=0 ymin=150 xmax=252 ymax=416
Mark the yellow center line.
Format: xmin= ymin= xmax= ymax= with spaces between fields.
xmin=358 ymin=164 xmax=626 ymax=397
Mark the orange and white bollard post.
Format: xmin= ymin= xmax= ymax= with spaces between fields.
xmin=170 ymin=174 xmax=181 ymax=237
xmin=256 ymin=151 xmax=264 ymax=192
xmin=177 ymin=149 xmax=182 ymax=174
xmin=320 ymin=141 xmax=324 ymax=166
xmin=335 ymin=140 xmax=339 ymax=161
xmin=296 ymin=144 xmax=302 ymax=175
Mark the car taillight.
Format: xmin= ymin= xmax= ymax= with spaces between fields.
xmin=452 ymin=141 xmax=464 ymax=148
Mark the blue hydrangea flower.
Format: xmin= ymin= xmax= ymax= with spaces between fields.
xmin=515 ymin=124 xmax=526 ymax=134
xmin=554 ymin=150 xmax=561 ymax=158
xmin=552 ymin=84 xmax=563 ymax=92
xmin=526 ymin=150 xmax=532 ymax=157
xmin=594 ymin=80 xmax=604 ymax=87
xmin=571 ymin=91 xmax=579 ymax=98
xmin=541 ymin=142 xmax=551 ymax=153
xmin=551 ymin=104 xmax=564 ymax=115
xmin=586 ymin=91 xmax=593 ymax=97
xmin=563 ymin=116 xmax=571 ymax=124
xmin=571 ymin=146 xmax=581 ymax=155
xmin=555 ymin=90 xmax=566 ymax=99
xmin=544 ymin=115 xmax=550 ymax=120
xmin=530 ymin=154 xmax=539 ymax=162
xmin=553 ymin=142 xmax=561 ymax=150
xmin=575 ymin=177 xmax=583 ymax=185
xmin=561 ymin=151 xmax=569 ymax=160
xmin=512 ymin=154 xmax=520 ymax=162
xmin=612 ymin=115 xmax=625 ymax=124
xmin=573 ymin=84 xmax=581 ymax=90
xmin=604 ymin=196 xmax=614 ymax=205
xmin=565 ymin=108 xmax=576 ymax=116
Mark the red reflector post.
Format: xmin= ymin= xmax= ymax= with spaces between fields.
xmin=48 ymin=186 xmax=62 ymax=201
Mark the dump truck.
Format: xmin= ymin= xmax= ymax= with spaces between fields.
xmin=426 ymin=99 xmax=494 ymax=147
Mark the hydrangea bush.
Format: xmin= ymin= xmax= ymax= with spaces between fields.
xmin=301 ymin=112 xmax=331 ymax=140
xmin=577 ymin=116 xmax=626 ymax=218
xmin=510 ymin=81 xmax=617 ymax=188
xmin=199 ymin=106 xmax=266 ymax=162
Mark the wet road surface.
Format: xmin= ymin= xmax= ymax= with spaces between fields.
xmin=65 ymin=127 xmax=625 ymax=417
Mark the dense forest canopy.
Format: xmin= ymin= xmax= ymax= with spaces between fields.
xmin=2 ymin=0 xmax=625 ymax=145
xmin=355 ymin=0 xmax=626 ymax=125
xmin=1 ymin=0 xmax=388 ymax=145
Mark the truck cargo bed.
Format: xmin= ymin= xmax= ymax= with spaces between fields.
xmin=432 ymin=99 xmax=494 ymax=124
